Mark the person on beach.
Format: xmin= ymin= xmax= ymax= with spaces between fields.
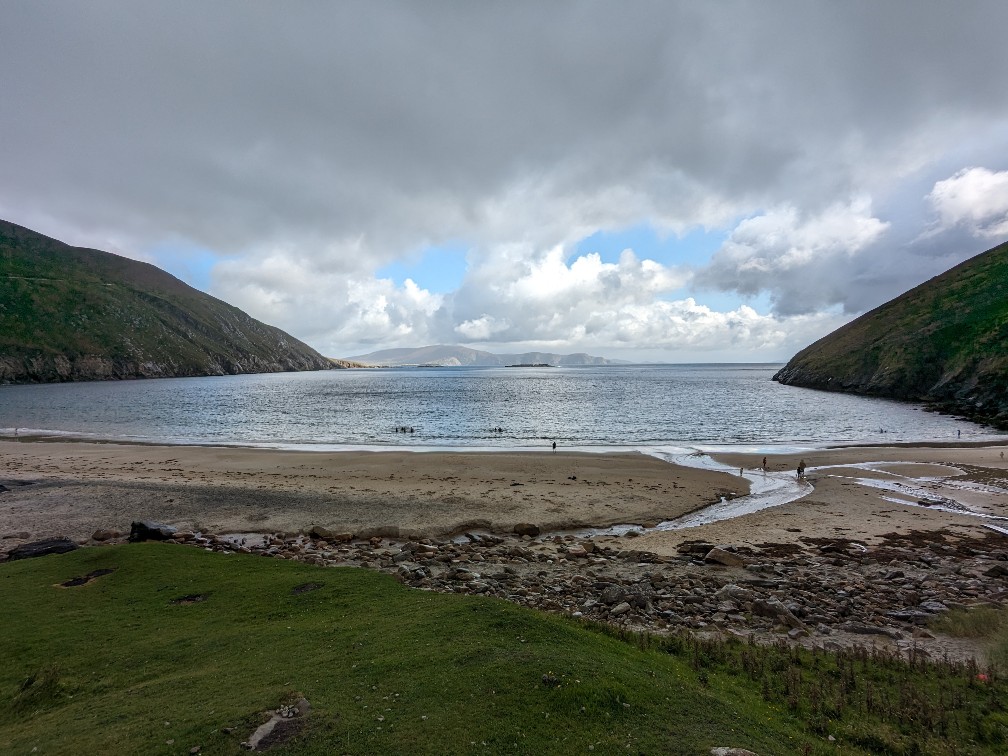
xmin=797 ymin=459 xmax=806 ymax=480
xmin=552 ymin=441 xmax=557 ymax=453
xmin=762 ymin=456 xmax=767 ymax=471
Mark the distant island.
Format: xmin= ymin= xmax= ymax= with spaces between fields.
xmin=774 ymin=238 xmax=1008 ymax=429
xmin=349 ymin=344 xmax=625 ymax=368
xmin=0 ymin=219 xmax=333 ymax=383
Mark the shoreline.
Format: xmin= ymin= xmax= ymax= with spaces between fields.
xmin=1 ymin=438 xmax=1005 ymax=550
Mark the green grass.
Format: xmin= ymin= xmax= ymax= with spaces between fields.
xmin=0 ymin=219 xmax=330 ymax=379
xmin=1 ymin=544 xmax=1005 ymax=754
xmin=774 ymin=238 xmax=1008 ymax=428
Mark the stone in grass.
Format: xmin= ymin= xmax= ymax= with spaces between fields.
xmin=8 ymin=538 xmax=79 ymax=560
xmin=242 ymin=698 xmax=310 ymax=751
xmin=129 ymin=521 xmax=177 ymax=542
xmin=711 ymin=748 xmax=759 ymax=756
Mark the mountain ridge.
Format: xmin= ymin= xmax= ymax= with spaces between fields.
xmin=0 ymin=219 xmax=333 ymax=383
xmin=350 ymin=344 xmax=625 ymax=367
xmin=773 ymin=239 xmax=1008 ymax=429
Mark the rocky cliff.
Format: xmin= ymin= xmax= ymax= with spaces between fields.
xmin=773 ymin=239 xmax=1008 ymax=429
xmin=0 ymin=219 xmax=333 ymax=383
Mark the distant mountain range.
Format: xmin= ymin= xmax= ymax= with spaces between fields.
xmin=350 ymin=344 xmax=626 ymax=367
xmin=774 ymin=239 xmax=1008 ymax=429
xmin=0 ymin=220 xmax=333 ymax=383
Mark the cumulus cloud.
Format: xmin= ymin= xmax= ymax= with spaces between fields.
xmin=694 ymin=198 xmax=890 ymax=315
xmin=926 ymin=167 xmax=1008 ymax=239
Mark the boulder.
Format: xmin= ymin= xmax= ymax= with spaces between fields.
xmin=715 ymin=583 xmax=754 ymax=602
xmin=600 ymin=584 xmax=626 ymax=605
xmin=984 ymin=563 xmax=1008 ymax=578
xmin=610 ymin=601 xmax=632 ymax=616
xmin=129 ymin=521 xmax=177 ymax=541
xmin=8 ymin=538 xmax=79 ymax=560
xmin=704 ymin=547 xmax=745 ymax=567
xmin=752 ymin=598 xmax=805 ymax=629
xmin=91 ymin=529 xmax=121 ymax=542
xmin=513 ymin=523 xmax=540 ymax=537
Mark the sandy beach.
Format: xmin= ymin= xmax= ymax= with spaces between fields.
xmin=1 ymin=439 xmax=1005 ymax=551
xmin=4 ymin=437 xmax=1008 ymax=663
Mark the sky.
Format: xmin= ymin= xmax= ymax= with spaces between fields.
xmin=2 ymin=2 xmax=1008 ymax=362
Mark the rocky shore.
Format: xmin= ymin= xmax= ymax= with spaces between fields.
xmin=107 ymin=520 xmax=1008 ymax=663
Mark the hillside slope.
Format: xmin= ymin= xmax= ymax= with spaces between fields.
xmin=773 ymin=239 xmax=1008 ymax=428
xmin=0 ymin=220 xmax=333 ymax=382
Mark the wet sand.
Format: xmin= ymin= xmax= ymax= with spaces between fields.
xmin=0 ymin=441 xmax=745 ymax=544
xmin=1 ymin=439 xmax=1006 ymax=553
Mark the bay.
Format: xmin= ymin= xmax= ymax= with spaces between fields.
xmin=0 ymin=364 xmax=1001 ymax=450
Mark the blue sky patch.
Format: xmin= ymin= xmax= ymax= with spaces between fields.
xmin=376 ymin=243 xmax=469 ymax=293
xmin=573 ymin=223 xmax=730 ymax=267
xmin=145 ymin=241 xmax=222 ymax=293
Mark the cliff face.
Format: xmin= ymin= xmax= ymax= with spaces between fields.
xmin=0 ymin=220 xmax=333 ymax=383
xmin=773 ymin=240 xmax=1008 ymax=429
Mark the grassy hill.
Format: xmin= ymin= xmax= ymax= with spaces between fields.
xmin=0 ymin=220 xmax=333 ymax=383
xmin=1 ymin=544 xmax=1004 ymax=754
xmin=774 ymin=240 xmax=1008 ymax=429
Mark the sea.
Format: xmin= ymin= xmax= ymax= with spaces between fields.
xmin=0 ymin=364 xmax=1003 ymax=452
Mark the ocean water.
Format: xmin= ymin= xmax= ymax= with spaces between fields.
xmin=0 ymin=364 xmax=1002 ymax=451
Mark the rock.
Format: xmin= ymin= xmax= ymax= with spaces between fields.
xmin=886 ymin=610 xmax=932 ymax=625
xmin=678 ymin=541 xmax=716 ymax=555
xmin=513 ymin=523 xmax=540 ymax=537
xmin=91 ymin=529 xmax=120 ymax=542
xmin=919 ymin=600 xmax=948 ymax=613
xmin=984 ymin=564 xmax=1008 ymax=578
xmin=610 ymin=601 xmax=632 ymax=616
xmin=600 ymin=584 xmax=626 ymax=605
xmin=8 ymin=537 xmax=79 ymax=560
xmin=129 ymin=521 xmax=177 ymax=542
xmin=752 ymin=598 xmax=805 ymax=629
xmin=704 ymin=547 xmax=745 ymax=567
xmin=309 ymin=525 xmax=337 ymax=540
xmin=711 ymin=748 xmax=759 ymax=756
xmin=566 ymin=544 xmax=588 ymax=558
xmin=715 ymin=584 xmax=754 ymax=602
xmin=357 ymin=525 xmax=399 ymax=540
xmin=841 ymin=621 xmax=892 ymax=636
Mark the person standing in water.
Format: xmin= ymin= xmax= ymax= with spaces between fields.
xmin=797 ymin=459 xmax=806 ymax=480
xmin=552 ymin=441 xmax=556 ymax=453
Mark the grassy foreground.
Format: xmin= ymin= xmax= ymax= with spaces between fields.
xmin=1 ymin=544 xmax=1005 ymax=755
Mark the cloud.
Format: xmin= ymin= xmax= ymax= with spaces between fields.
xmin=2 ymin=3 xmax=1008 ymax=359
xmin=926 ymin=167 xmax=1008 ymax=239
xmin=694 ymin=198 xmax=890 ymax=315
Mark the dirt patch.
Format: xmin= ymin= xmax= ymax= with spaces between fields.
xmin=171 ymin=593 xmax=208 ymax=605
xmin=58 ymin=568 xmax=115 ymax=588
